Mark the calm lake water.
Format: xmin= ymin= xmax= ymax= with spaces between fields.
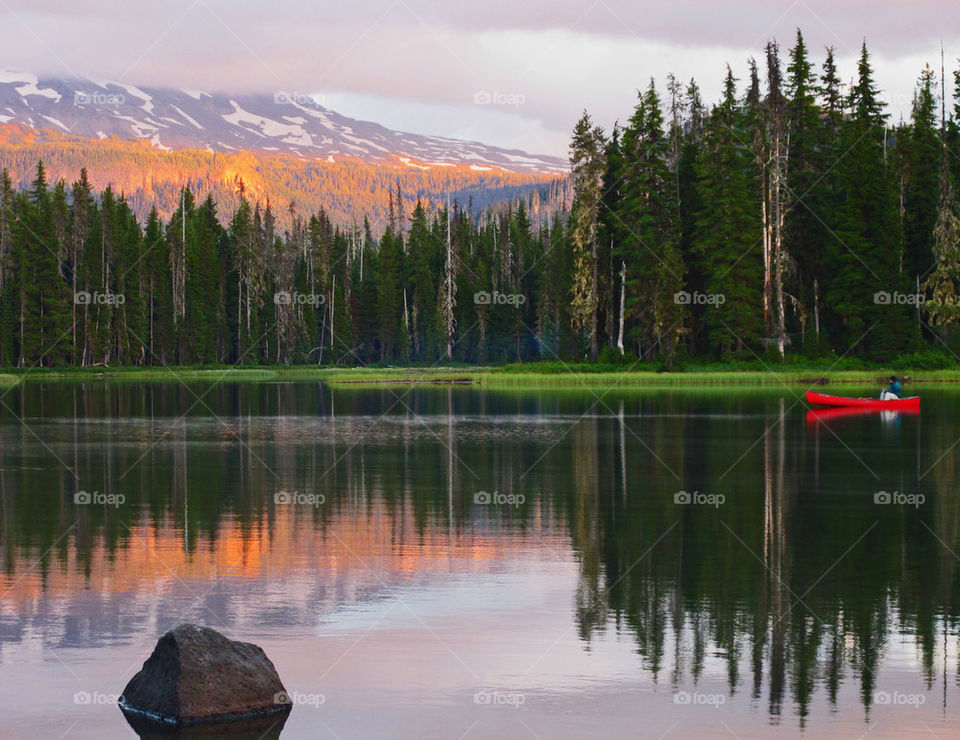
xmin=1 ymin=380 xmax=959 ymax=738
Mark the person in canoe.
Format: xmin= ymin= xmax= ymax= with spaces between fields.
xmin=881 ymin=375 xmax=902 ymax=400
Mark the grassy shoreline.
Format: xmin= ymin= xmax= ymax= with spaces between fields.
xmin=1 ymin=364 xmax=958 ymax=388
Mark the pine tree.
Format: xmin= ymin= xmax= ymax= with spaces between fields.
xmin=352 ymin=216 xmax=380 ymax=363
xmin=902 ymin=65 xmax=941 ymax=280
xmin=821 ymin=47 xmax=843 ymax=120
xmin=812 ymin=46 xmax=846 ymax=353
xmin=536 ymin=218 xmax=569 ymax=359
xmin=677 ymin=81 xmax=706 ymax=354
xmin=950 ymin=66 xmax=960 ymax=193
xmin=0 ymin=170 xmax=14 ymax=365
xmin=599 ymin=125 xmax=626 ymax=353
xmin=376 ymin=226 xmax=403 ymax=361
xmin=407 ymin=198 xmax=437 ymax=360
xmin=168 ymin=188 xmax=191 ymax=352
xmin=182 ymin=194 xmax=225 ymax=363
xmin=785 ymin=30 xmax=827 ymax=351
xmin=142 ymin=206 xmax=171 ymax=363
xmin=228 ymin=194 xmax=259 ymax=361
xmin=828 ymin=42 xmax=906 ymax=356
xmin=692 ymin=67 xmax=763 ymax=355
xmin=69 ymin=169 xmax=93 ymax=363
xmin=509 ymin=201 xmax=536 ymax=359
xmin=15 ymin=162 xmax=70 ymax=365
xmin=923 ymin=175 xmax=960 ymax=337
xmin=568 ymin=111 xmax=605 ymax=360
xmin=618 ymin=81 xmax=685 ymax=361
xmin=111 ymin=194 xmax=143 ymax=364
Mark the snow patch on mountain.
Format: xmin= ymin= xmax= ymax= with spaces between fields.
xmin=1 ymin=71 xmax=62 ymax=102
xmin=171 ymin=104 xmax=203 ymax=130
xmin=114 ymin=83 xmax=154 ymax=113
xmin=41 ymin=115 xmax=70 ymax=132
xmin=149 ymin=133 xmax=170 ymax=151
xmin=222 ymin=100 xmax=314 ymax=145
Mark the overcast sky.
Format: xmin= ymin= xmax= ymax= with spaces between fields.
xmin=1 ymin=0 xmax=956 ymax=157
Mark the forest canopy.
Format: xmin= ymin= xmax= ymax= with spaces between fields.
xmin=1 ymin=31 xmax=959 ymax=368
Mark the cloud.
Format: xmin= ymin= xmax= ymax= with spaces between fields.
xmin=0 ymin=0 xmax=955 ymax=156
xmin=9 ymin=0 xmax=948 ymax=53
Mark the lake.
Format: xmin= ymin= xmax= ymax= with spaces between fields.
xmin=0 ymin=380 xmax=957 ymax=738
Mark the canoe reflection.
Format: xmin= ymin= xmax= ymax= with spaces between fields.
xmin=805 ymin=405 xmax=921 ymax=424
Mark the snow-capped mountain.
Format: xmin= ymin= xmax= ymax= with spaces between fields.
xmin=0 ymin=70 xmax=566 ymax=174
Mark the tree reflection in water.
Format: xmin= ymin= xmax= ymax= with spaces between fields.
xmin=0 ymin=382 xmax=955 ymax=728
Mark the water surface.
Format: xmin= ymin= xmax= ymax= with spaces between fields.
xmin=0 ymin=381 xmax=957 ymax=738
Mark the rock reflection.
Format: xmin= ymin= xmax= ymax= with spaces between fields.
xmin=122 ymin=711 xmax=289 ymax=739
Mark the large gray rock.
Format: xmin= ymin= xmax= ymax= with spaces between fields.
xmin=119 ymin=624 xmax=291 ymax=727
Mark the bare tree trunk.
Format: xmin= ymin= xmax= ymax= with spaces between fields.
xmin=916 ymin=274 xmax=921 ymax=330
xmin=149 ymin=275 xmax=155 ymax=361
xmin=774 ymin=133 xmax=787 ymax=359
xmin=898 ymin=175 xmax=905 ymax=274
xmin=617 ymin=261 xmax=626 ymax=355
xmin=441 ymin=195 xmax=457 ymax=360
xmin=318 ymin=304 xmax=326 ymax=365
xmin=762 ymin=168 xmax=772 ymax=337
xmin=813 ymin=279 xmax=820 ymax=340
xmin=589 ymin=227 xmax=599 ymax=361
xmin=71 ymin=240 xmax=77 ymax=363
xmin=237 ymin=273 xmax=242 ymax=355
xmin=18 ymin=293 xmax=24 ymax=366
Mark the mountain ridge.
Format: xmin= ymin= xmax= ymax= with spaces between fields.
xmin=0 ymin=70 xmax=567 ymax=175
xmin=0 ymin=120 xmax=566 ymax=232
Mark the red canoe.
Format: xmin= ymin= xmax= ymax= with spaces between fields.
xmin=805 ymin=390 xmax=920 ymax=410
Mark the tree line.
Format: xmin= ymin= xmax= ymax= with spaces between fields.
xmin=0 ymin=164 xmax=566 ymax=366
xmin=1 ymin=30 xmax=959 ymax=367
xmin=570 ymin=32 xmax=960 ymax=363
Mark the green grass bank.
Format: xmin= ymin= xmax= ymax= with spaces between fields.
xmin=2 ymin=361 xmax=958 ymax=388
